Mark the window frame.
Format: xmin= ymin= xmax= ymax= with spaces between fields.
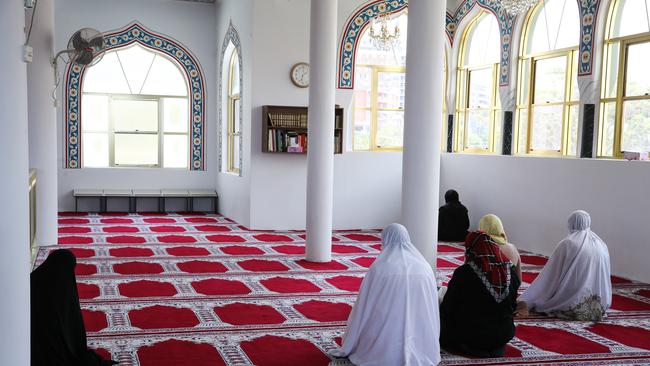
xmin=227 ymin=50 xmax=241 ymax=174
xmin=80 ymin=44 xmax=190 ymax=169
xmin=599 ymin=0 xmax=650 ymax=158
xmin=455 ymin=12 xmax=502 ymax=154
xmin=82 ymin=92 xmax=188 ymax=168
xmin=516 ymin=1 xmax=580 ymax=157
xmin=353 ymin=64 xmax=406 ymax=151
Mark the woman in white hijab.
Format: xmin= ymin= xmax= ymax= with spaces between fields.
xmin=518 ymin=210 xmax=612 ymax=321
xmin=332 ymin=223 xmax=441 ymax=366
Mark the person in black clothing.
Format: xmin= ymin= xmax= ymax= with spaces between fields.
xmin=440 ymin=231 xmax=521 ymax=358
xmin=31 ymin=249 xmax=117 ymax=366
xmin=438 ymin=189 xmax=470 ymax=242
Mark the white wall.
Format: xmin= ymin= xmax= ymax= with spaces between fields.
xmin=215 ymin=0 xmax=254 ymax=226
xmin=0 ymin=1 xmax=31 ymax=364
xmin=440 ymin=153 xmax=650 ymax=283
xmin=28 ymin=0 xmax=58 ymax=246
xmin=55 ymin=0 xmax=217 ymax=212
xmin=248 ymin=0 xmax=403 ymax=230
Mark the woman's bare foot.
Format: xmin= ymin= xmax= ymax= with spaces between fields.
xmin=515 ymin=301 xmax=529 ymax=317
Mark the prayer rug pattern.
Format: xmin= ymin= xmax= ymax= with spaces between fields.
xmin=39 ymin=213 xmax=650 ymax=365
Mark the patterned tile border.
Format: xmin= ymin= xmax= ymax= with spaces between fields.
xmin=64 ymin=22 xmax=206 ymax=170
xmin=218 ymin=21 xmax=244 ymax=175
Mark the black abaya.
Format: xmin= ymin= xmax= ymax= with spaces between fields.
xmin=438 ymin=201 xmax=470 ymax=242
xmin=31 ymin=249 xmax=116 ymax=366
xmin=440 ymin=264 xmax=521 ymax=358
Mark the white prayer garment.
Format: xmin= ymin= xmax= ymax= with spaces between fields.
xmin=332 ymin=223 xmax=441 ymax=366
xmin=519 ymin=210 xmax=612 ymax=321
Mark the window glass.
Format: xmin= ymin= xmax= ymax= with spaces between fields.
xmin=519 ymin=0 xmax=579 ymax=155
xmin=531 ymin=105 xmax=563 ymax=151
xmin=140 ymin=56 xmax=188 ymax=96
xmin=610 ymin=0 xmax=650 ymax=38
xmin=376 ymin=110 xmax=404 ymax=148
xmin=377 ymin=71 xmax=406 ymax=109
xmin=604 ymin=42 xmax=620 ymax=99
xmin=230 ymin=52 xmax=241 ymax=96
xmin=466 ymin=110 xmax=490 ymax=149
xmin=82 ymin=133 xmax=109 ymax=167
xmin=163 ymin=98 xmax=188 ymax=133
xmin=113 ymin=99 xmax=159 ymax=132
xmin=116 ymin=45 xmax=155 ymax=94
xmin=81 ymin=43 xmax=189 ymax=168
xmin=114 ymin=134 xmax=159 ymax=166
xmin=81 ymin=95 xmax=109 ymax=131
xmin=526 ymin=0 xmax=580 ymax=54
xmin=534 ymin=56 xmax=567 ymax=103
xmin=353 ymin=11 xmax=408 ymax=151
xmin=83 ymin=53 xmax=130 ymax=94
xmin=163 ymin=135 xmax=188 ymax=168
xmin=458 ymin=12 xmax=500 ymax=153
xmin=622 ymin=99 xmax=650 ymax=151
xmin=356 ymin=12 xmax=408 ymax=66
xmin=353 ymin=109 xmax=372 ymax=150
xmin=464 ymin=15 xmax=500 ymax=67
xmin=517 ymin=109 xmax=529 ymax=154
xmin=625 ymin=41 xmax=650 ymax=97
xmin=469 ymin=68 xmax=494 ymax=108
xmin=600 ymin=102 xmax=617 ymax=156
xmin=355 ymin=67 xmax=372 ymax=108
xmin=568 ymin=104 xmax=579 ymax=156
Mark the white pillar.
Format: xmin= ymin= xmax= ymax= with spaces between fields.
xmin=305 ymin=0 xmax=337 ymax=262
xmin=401 ymin=0 xmax=446 ymax=266
xmin=0 ymin=1 xmax=31 ymax=365
xmin=28 ymin=0 xmax=58 ymax=246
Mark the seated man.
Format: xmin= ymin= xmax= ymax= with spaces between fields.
xmin=517 ymin=210 xmax=611 ymax=321
xmin=31 ymin=249 xmax=117 ymax=366
xmin=438 ymin=189 xmax=470 ymax=242
xmin=332 ymin=223 xmax=441 ymax=366
xmin=440 ymin=231 xmax=520 ymax=358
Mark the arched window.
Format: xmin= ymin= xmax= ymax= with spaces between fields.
xmin=226 ymin=47 xmax=241 ymax=174
xmin=456 ymin=11 xmax=502 ymax=153
xmin=81 ymin=43 xmax=189 ymax=168
xmin=353 ymin=11 xmax=408 ymax=151
xmin=600 ymin=0 xmax=650 ymax=157
xmin=517 ymin=0 xmax=580 ymax=156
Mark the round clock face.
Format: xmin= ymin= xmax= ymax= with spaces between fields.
xmin=291 ymin=62 xmax=310 ymax=88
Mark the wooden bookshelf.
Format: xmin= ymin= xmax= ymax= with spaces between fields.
xmin=262 ymin=105 xmax=343 ymax=154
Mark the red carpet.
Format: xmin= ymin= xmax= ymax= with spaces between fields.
xmin=38 ymin=212 xmax=650 ymax=365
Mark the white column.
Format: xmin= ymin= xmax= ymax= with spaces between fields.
xmin=28 ymin=0 xmax=58 ymax=246
xmin=0 ymin=0 xmax=31 ymax=365
xmin=401 ymin=0 xmax=446 ymax=266
xmin=305 ymin=0 xmax=337 ymax=262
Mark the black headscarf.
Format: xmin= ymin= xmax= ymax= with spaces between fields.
xmin=445 ymin=189 xmax=460 ymax=203
xmin=31 ymin=249 xmax=116 ymax=366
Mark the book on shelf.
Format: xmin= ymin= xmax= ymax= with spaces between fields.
xmin=268 ymin=112 xmax=308 ymax=129
xmin=267 ymin=128 xmax=308 ymax=153
xmin=263 ymin=105 xmax=340 ymax=154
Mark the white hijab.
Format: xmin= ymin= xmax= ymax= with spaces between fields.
xmin=519 ymin=210 xmax=612 ymax=314
xmin=331 ymin=223 xmax=441 ymax=366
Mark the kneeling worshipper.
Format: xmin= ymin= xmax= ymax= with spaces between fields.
xmin=440 ymin=231 xmax=520 ymax=358
xmin=479 ymin=214 xmax=522 ymax=281
xmin=517 ymin=210 xmax=611 ymax=321
xmin=438 ymin=189 xmax=470 ymax=242
xmin=32 ymin=249 xmax=118 ymax=366
xmin=332 ymin=223 xmax=441 ymax=366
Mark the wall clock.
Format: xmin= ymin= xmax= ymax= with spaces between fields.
xmin=290 ymin=62 xmax=310 ymax=88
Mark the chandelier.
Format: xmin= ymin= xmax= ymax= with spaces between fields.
xmin=369 ymin=6 xmax=401 ymax=51
xmin=500 ymin=0 xmax=541 ymax=15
